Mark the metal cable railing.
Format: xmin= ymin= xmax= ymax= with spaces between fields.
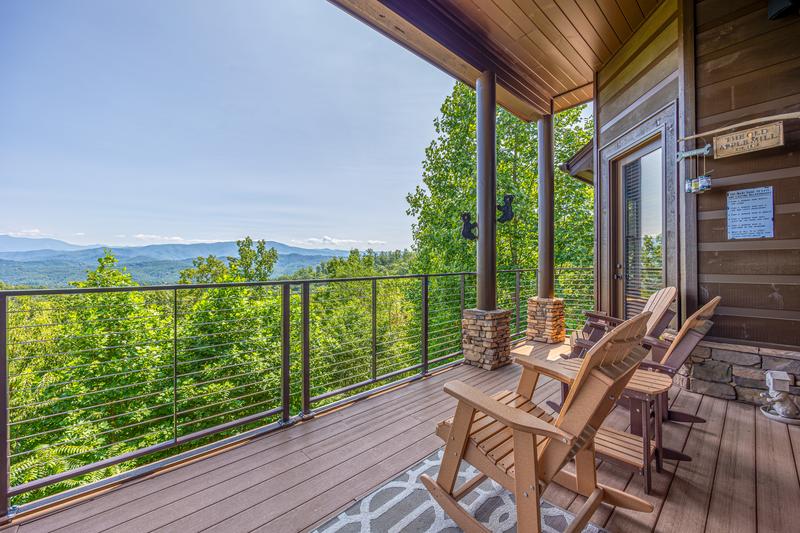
xmin=0 ymin=266 xmax=593 ymax=514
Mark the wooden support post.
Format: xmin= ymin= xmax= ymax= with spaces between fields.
xmin=476 ymin=70 xmax=497 ymax=311
xmin=537 ymin=113 xmax=554 ymax=299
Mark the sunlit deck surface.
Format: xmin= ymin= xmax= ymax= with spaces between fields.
xmin=5 ymin=343 xmax=800 ymax=533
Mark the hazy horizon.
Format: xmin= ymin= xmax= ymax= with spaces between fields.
xmin=0 ymin=232 xmax=398 ymax=252
xmin=1 ymin=1 xmax=454 ymax=251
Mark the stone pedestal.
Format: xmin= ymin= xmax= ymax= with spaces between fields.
xmin=461 ymin=309 xmax=512 ymax=370
xmin=526 ymin=297 xmax=565 ymax=344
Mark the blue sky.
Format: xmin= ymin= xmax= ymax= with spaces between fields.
xmin=0 ymin=0 xmax=455 ymax=250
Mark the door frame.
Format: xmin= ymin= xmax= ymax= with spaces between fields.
xmin=611 ymin=137 xmax=666 ymax=318
xmin=597 ymin=102 xmax=679 ymax=319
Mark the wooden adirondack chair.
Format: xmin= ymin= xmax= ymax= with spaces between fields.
xmin=639 ymin=296 xmax=722 ymax=424
xmin=422 ymin=313 xmax=654 ymax=533
xmin=569 ymin=286 xmax=677 ymax=358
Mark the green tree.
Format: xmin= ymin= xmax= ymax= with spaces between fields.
xmin=179 ymin=237 xmax=278 ymax=284
xmin=406 ymin=82 xmax=594 ymax=274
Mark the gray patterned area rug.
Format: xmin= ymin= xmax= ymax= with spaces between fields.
xmin=313 ymin=449 xmax=608 ymax=533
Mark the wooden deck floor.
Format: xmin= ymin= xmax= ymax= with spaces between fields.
xmin=5 ymin=349 xmax=800 ymax=532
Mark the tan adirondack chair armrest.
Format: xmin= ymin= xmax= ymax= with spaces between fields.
xmin=443 ymin=381 xmax=574 ymax=444
xmin=583 ymin=311 xmax=623 ymax=326
xmin=638 ymin=361 xmax=675 ymax=375
xmin=573 ymin=338 xmax=594 ymax=350
xmin=515 ymin=355 xmax=576 ymax=385
xmin=642 ymin=335 xmax=670 ymax=350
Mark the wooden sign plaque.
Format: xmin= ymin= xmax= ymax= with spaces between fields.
xmin=713 ymin=121 xmax=784 ymax=159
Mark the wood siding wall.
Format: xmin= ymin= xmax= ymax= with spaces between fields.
xmin=694 ymin=0 xmax=800 ymax=347
xmin=595 ymin=0 xmax=680 ymax=314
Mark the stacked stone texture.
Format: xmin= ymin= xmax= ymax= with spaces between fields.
xmin=670 ymin=334 xmax=800 ymax=406
xmin=526 ymin=297 xmax=566 ymax=344
xmin=461 ymin=309 xmax=512 ymax=370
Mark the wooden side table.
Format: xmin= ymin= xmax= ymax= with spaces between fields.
xmin=512 ymin=343 xmax=679 ymax=493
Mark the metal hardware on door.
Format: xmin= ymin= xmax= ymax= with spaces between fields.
xmin=613 ymin=263 xmax=623 ymax=280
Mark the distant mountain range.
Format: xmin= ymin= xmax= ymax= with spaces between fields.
xmin=0 ymin=236 xmax=350 ymax=288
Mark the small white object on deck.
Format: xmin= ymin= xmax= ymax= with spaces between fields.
xmin=761 ymin=370 xmax=800 ymax=424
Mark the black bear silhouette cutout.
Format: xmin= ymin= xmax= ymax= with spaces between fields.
xmin=497 ymin=194 xmax=514 ymax=223
xmin=460 ymin=213 xmax=478 ymax=240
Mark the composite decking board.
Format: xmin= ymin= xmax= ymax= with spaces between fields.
xmin=258 ymin=388 xmax=569 ymax=532
xmin=563 ymin=404 xmax=634 ymax=523
xmin=566 ymin=386 xmax=682 ymax=526
xmin=17 ymin=369 xmax=488 ymax=529
xmin=755 ymin=407 xmax=800 ymax=533
xmin=72 ymin=368 xmax=519 ymax=533
xmin=604 ymin=388 xmax=704 ymax=532
xmin=105 ymin=367 xmax=524 ymax=532
xmin=10 ymin=354 xmax=800 ymax=533
xmin=790 ymin=425 xmax=800 ymax=488
xmin=152 ymin=369 xmax=526 ymax=533
xmin=704 ymin=401 xmax=756 ymax=533
xmin=20 ymin=363 xmax=482 ymax=532
xmin=300 ymin=379 xmax=566 ymax=533
xmin=651 ymin=394 xmax=727 ymax=533
xmin=19 ymin=366 xmax=479 ymax=532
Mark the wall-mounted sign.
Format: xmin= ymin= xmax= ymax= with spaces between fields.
xmin=714 ymin=122 xmax=784 ymax=159
xmin=727 ymin=186 xmax=774 ymax=240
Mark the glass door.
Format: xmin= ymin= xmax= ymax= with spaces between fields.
xmin=615 ymin=143 xmax=664 ymax=319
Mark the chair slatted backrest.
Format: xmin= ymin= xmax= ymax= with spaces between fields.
xmin=659 ymin=296 xmax=721 ymax=367
xmin=642 ymin=286 xmax=677 ymax=336
xmin=538 ymin=312 xmax=651 ymax=482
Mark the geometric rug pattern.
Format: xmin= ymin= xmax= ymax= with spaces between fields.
xmin=313 ymin=448 xmax=608 ymax=532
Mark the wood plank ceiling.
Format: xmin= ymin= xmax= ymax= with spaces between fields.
xmin=329 ymin=0 xmax=663 ymax=121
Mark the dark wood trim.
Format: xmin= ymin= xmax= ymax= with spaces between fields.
xmin=598 ymin=103 xmax=679 ymax=317
xmin=716 ymin=307 xmax=800 ymax=321
xmin=698 ymin=239 xmax=800 ymax=252
xmin=593 ymin=71 xmax=601 ymax=312
xmin=709 ymin=166 xmax=800 ymax=187
xmin=476 ymin=70 xmax=498 ymax=310
xmin=612 ymin=135 xmax=666 ymax=317
xmin=677 ymin=0 xmax=698 ymax=322
xmin=537 ymin=112 xmax=555 ymax=299
xmin=698 ymin=202 xmax=800 ymax=220
xmin=599 ymin=71 xmax=679 ymax=136
xmin=699 ymin=273 xmax=800 ymax=284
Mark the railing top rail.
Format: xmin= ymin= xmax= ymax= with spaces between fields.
xmin=0 ymin=268 xmax=549 ymax=297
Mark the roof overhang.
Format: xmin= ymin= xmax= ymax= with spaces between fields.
xmin=329 ymin=1 xmax=666 ymax=123
xmin=328 ymin=0 xmax=602 ymax=122
xmin=560 ymin=140 xmax=594 ymax=186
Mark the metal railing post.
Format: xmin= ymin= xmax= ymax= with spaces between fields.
xmin=301 ymin=282 xmax=311 ymax=417
xmin=371 ymin=279 xmax=377 ymax=381
xmin=172 ymin=289 xmax=179 ymax=442
xmin=0 ymin=295 xmax=9 ymax=522
xmin=459 ymin=274 xmax=465 ymax=313
xmin=421 ymin=275 xmax=429 ymax=375
xmin=281 ymin=283 xmax=291 ymax=424
xmin=515 ymin=270 xmax=521 ymax=335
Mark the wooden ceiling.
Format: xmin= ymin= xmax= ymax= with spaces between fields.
xmin=329 ymin=0 xmax=662 ymax=122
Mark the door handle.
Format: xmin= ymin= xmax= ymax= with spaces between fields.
xmin=613 ymin=273 xmax=623 ymax=280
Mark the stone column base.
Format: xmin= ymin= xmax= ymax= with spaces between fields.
xmin=462 ymin=309 xmax=512 ymax=370
xmin=526 ymin=297 xmax=565 ymax=344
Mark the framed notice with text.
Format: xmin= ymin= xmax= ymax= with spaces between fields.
xmin=727 ymin=186 xmax=774 ymax=240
